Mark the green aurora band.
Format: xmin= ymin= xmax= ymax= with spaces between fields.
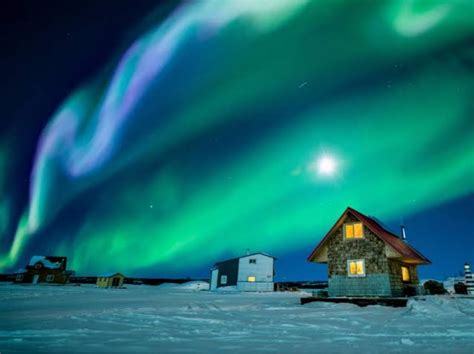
xmin=1 ymin=0 xmax=473 ymax=274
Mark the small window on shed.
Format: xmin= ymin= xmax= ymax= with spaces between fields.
xmin=401 ymin=266 xmax=410 ymax=282
xmin=16 ymin=274 xmax=24 ymax=281
xmin=248 ymin=276 xmax=256 ymax=282
xmin=249 ymin=259 xmax=257 ymax=264
xmin=46 ymin=274 xmax=55 ymax=282
xmin=344 ymin=222 xmax=364 ymax=239
xmin=220 ymin=275 xmax=227 ymax=284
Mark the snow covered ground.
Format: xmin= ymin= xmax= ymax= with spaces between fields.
xmin=0 ymin=282 xmax=473 ymax=353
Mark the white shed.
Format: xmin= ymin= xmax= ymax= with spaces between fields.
xmin=210 ymin=252 xmax=275 ymax=292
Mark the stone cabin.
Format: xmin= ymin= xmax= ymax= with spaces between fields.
xmin=15 ymin=256 xmax=71 ymax=284
xmin=308 ymin=207 xmax=431 ymax=297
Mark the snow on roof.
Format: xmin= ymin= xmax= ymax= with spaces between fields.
xmin=28 ymin=255 xmax=64 ymax=269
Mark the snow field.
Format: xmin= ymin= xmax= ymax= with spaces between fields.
xmin=0 ymin=283 xmax=473 ymax=353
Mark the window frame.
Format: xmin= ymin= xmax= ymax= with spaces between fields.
xmin=343 ymin=222 xmax=364 ymax=240
xmin=220 ymin=275 xmax=227 ymax=285
xmin=249 ymin=259 xmax=257 ymax=264
xmin=247 ymin=276 xmax=256 ymax=282
xmin=46 ymin=274 xmax=55 ymax=282
xmin=347 ymin=259 xmax=366 ymax=277
xmin=16 ymin=274 xmax=24 ymax=281
xmin=401 ymin=266 xmax=411 ymax=282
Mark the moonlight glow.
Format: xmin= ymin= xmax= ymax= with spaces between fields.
xmin=0 ymin=0 xmax=473 ymax=275
xmin=315 ymin=155 xmax=337 ymax=177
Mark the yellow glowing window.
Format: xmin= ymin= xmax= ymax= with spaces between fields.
xmin=353 ymin=223 xmax=363 ymax=238
xmin=348 ymin=260 xmax=365 ymax=276
xmin=247 ymin=276 xmax=256 ymax=282
xmin=345 ymin=224 xmax=354 ymax=238
xmin=401 ymin=266 xmax=410 ymax=282
xmin=345 ymin=223 xmax=363 ymax=239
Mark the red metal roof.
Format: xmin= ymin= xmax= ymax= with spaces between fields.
xmin=307 ymin=207 xmax=431 ymax=264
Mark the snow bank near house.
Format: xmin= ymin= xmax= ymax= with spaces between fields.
xmin=157 ymin=281 xmax=209 ymax=290
xmin=407 ymin=296 xmax=466 ymax=316
xmin=215 ymin=285 xmax=238 ymax=292
xmin=156 ymin=282 xmax=180 ymax=289
xmin=443 ymin=277 xmax=465 ymax=293
xmin=176 ymin=281 xmax=209 ymax=290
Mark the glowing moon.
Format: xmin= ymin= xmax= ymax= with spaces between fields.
xmin=310 ymin=155 xmax=337 ymax=177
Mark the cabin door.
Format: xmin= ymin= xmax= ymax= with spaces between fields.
xmin=32 ymin=275 xmax=39 ymax=284
xmin=112 ymin=277 xmax=120 ymax=287
xmin=210 ymin=269 xmax=218 ymax=290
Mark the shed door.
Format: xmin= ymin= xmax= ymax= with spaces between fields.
xmin=210 ymin=269 xmax=218 ymax=290
xmin=112 ymin=277 xmax=120 ymax=287
xmin=32 ymin=275 xmax=39 ymax=284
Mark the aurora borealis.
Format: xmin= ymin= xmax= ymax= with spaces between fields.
xmin=1 ymin=0 xmax=473 ymax=277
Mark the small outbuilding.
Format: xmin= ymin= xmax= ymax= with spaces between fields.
xmin=15 ymin=255 xmax=71 ymax=284
xmin=210 ymin=252 xmax=275 ymax=292
xmin=308 ymin=207 xmax=431 ymax=297
xmin=96 ymin=273 xmax=125 ymax=288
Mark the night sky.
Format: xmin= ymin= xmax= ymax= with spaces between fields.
xmin=1 ymin=0 xmax=473 ymax=281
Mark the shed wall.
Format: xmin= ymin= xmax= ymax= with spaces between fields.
xmin=237 ymin=254 xmax=274 ymax=292
xmin=216 ymin=258 xmax=239 ymax=287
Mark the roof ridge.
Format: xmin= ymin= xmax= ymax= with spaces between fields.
xmin=214 ymin=252 xmax=276 ymax=265
xmin=308 ymin=206 xmax=431 ymax=264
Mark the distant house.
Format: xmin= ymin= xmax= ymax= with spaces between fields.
xmin=210 ymin=252 xmax=275 ymax=292
xmin=15 ymin=256 xmax=71 ymax=284
xmin=96 ymin=273 xmax=125 ymax=288
xmin=308 ymin=207 xmax=431 ymax=297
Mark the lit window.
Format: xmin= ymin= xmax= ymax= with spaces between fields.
xmin=348 ymin=259 xmax=365 ymax=277
xmin=353 ymin=223 xmax=363 ymax=238
xmin=248 ymin=276 xmax=256 ymax=282
xmin=220 ymin=275 xmax=227 ymax=284
xmin=46 ymin=274 xmax=55 ymax=282
xmin=249 ymin=259 xmax=257 ymax=264
xmin=345 ymin=223 xmax=364 ymax=239
xmin=401 ymin=266 xmax=410 ymax=282
xmin=345 ymin=224 xmax=354 ymax=238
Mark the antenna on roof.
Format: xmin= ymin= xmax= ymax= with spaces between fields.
xmin=400 ymin=217 xmax=407 ymax=241
xmin=246 ymin=248 xmax=250 ymax=256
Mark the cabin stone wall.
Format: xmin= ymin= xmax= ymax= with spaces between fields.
xmin=329 ymin=274 xmax=392 ymax=297
xmin=388 ymin=260 xmax=419 ymax=296
xmin=327 ymin=214 xmax=392 ymax=296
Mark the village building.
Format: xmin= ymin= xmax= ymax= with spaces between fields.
xmin=210 ymin=252 xmax=275 ymax=292
xmin=96 ymin=273 xmax=126 ymax=288
xmin=308 ymin=207 xmax=431 ymax=297
xmin=15 ymin=256 xmax=71 ymax=284
xmin=464 ymin=263 xmax=474 ymax=295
